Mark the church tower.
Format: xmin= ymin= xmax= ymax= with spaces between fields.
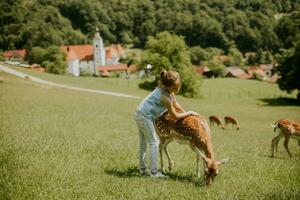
xmin=93 ymin=27 xmax=105 ymax=76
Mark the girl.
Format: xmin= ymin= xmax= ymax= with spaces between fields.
xmin=134 ymin=69 xmax=199 ymax=177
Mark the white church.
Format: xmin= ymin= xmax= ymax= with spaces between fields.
xmin=60 ymin=27 xmax=126 ymax=77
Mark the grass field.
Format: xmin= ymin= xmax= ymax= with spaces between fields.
xmin=0 ymin=67 xmax=299 ymax=199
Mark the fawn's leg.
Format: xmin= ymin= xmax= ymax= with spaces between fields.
xmin=283 ymin=136 xmax=292 ymax=157
xmin=271 ymin=134 xmax=282 ymax=157
xmin=163 ymin=139 xmax=173 ymax=170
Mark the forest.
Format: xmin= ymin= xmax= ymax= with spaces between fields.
xmin=1 ymin=0 xmax=299 ymax=53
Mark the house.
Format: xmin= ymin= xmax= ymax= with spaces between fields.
xmin=265 ymin=74 xmax=280 ymax=84
xmin=97 ymin=64 xmax=137 ymax=77
xmin=246 ymin=66 xmax=266 ymax=80
xmin=225 ymin=66 xmax=252 ymax=79
xmin=194 ymin=65 xmax=213 ymax=78
xmin=259 ymin=64 xmax=273 ymax=77
xmin=3 ymin=49 xmax=26 ymax=62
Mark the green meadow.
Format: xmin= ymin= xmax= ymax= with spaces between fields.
xmin=0 ymin=67 xmax=299 ymax=199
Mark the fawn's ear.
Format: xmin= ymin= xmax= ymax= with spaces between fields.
xmin=217 ymin=157 xmax=230 ymax=166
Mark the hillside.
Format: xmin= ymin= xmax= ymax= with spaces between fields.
xmin=1 ymin=0 xmax=299 ymax=53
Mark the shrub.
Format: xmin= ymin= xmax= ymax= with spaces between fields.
xmin=43 ymin=60 xmax=66 ymax=74
xmin=205 ymin=60 xmax=226 ymax=77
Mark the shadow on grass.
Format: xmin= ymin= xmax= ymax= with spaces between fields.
xmin=104 ymin=166 xmax=206 ymax=187
xmin=258 ymin=97 xmax=300 ymax=106
xmin=165 ymin=171 xmax=206 ymax=187
xmin=105 ymin=166 xmax=141 ymax=178
xmin=259 ymin=153 xmax=299 ymax=161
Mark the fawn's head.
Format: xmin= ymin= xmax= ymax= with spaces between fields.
xmin=200 ymin=152 xmax=230 ymax=186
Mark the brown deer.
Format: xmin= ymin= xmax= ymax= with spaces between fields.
xmin=154 ymin=109 xmax=229 ymax=186
xmin=271 ymin=119 xmax=300 ymax=157
xmin=209 ymin=115 xmax=225 ymax=130
xmin=224 ymin=116 xmax=240 ymax=130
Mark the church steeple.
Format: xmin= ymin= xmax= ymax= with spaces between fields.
xmin=93 ymin=27 xmax=105 ymax=76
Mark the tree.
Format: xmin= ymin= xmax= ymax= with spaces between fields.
xmin=204 ymin=60 xmax=226 ymax=77
xmin=235 ymin=27 xmax=260 ymax=53
xmin=225 ymin=48 xmax=244 ymax=66
xmin=27 ymin=47 xmax=47 ymax=64
xmin=0 ymin=49 xmax=5 ymax=61
xmin=275 ymin=12 xmax=300 ymax=49
xmin=27 ymin=45 xmax=67 ymax=74
xmin=276 ymin=38 xmax=300 ymax=99
xmin=139 ymin=31 xmax=202 ymax=97
xmin=190 ymin=46 xmax=209 ymax=65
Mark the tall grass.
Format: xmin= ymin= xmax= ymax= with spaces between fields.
xmin=0 ymin=69 xmax=299 ymax=199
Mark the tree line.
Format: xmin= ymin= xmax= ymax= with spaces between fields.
xmin=1 ymin=0 xmax=299 ymax=53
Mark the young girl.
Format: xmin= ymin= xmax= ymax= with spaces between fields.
xmin=134 ymin=69 xmax=199 ymax=177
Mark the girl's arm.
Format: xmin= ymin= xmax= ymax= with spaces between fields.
xmin=161 ymin=95 xmax=198 ymax=120
xmin=171 ymin=94 xmax=185 ymax=112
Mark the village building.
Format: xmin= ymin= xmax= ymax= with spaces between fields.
xmin=246 ymin=66 xmax=266 ymax=80
xmin=3 ymin=27 xmax=127 ymax=77
xmin=194 ymin=65 xmax=213 ymax=78
xmin=225 ymin=66 xmax=252 ymax=79
xmin=61 ymin=27 xmax=126 ymax=77
xmin=259 ymin=64 xmax=273 ymax=77
xmin=3 ymin=49 xmax=26 ymax=62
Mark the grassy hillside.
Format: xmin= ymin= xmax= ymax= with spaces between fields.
xmin=0 ymin=70 xmax=299 ymax=199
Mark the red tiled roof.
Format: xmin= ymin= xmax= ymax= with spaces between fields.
xmin=61 ymin=44 xmax=124 ymax=62
xmin=97 ymin=64 xmax=128 ymax=72
xmin=66 ymin=49 xmax=78 ymax=60
xmin=248 ymin=69 xmax=265 ymax=77
xmin=246 ymin=66 xmax=260 ymax=71
xmin=226 ymin=67 xmax=252 ymax=79
xmin=60 ymin=45 xmax=93 ymax=61
xmin=237 ymin=73 xmax=253 ymax=79
xmin=194 ymin=66 xmax=211 ymax=74
xmin=3 ymin=49 xmax=26 ymax=58
xmin=106 ymin=44 xmax=124 ymax=59
xmin=259 ymin=64 xmax=273 ymax=70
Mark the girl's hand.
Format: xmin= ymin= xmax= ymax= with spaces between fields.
xmin=188 ymin=111 xmax=200 ymax=116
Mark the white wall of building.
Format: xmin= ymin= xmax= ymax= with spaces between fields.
xmin=79 ymin=61 xmax=94 ymax=74
xmin=68 ymin=60 xmax=80 ymax=77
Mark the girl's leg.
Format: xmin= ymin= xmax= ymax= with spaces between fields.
xmin=138 ymin=127 xmax=147 ymax=171
xmin=134 ymin=115 xmax=148 ymax=171
xmin=143 ymin=117 xmax=160 ymax=173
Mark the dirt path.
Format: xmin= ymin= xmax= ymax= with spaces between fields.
xmin=0 ymin=64 xmax=140 ymax=99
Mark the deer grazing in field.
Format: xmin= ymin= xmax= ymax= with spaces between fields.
xmin=209 ymin=115 xmax=225 ymax=130
xmin=154 ymin=108 xmax=229 ymax=186
xmin=224 ymin=116 xmax=240 ymax=130
xmin=271 ymin=119 xmax=300 ymax=158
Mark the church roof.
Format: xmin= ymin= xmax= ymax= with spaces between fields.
xmin=61 ymin=44 xmax=124 ymax=62
xmin=60 ymin=45 xmax=93 ymax=61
